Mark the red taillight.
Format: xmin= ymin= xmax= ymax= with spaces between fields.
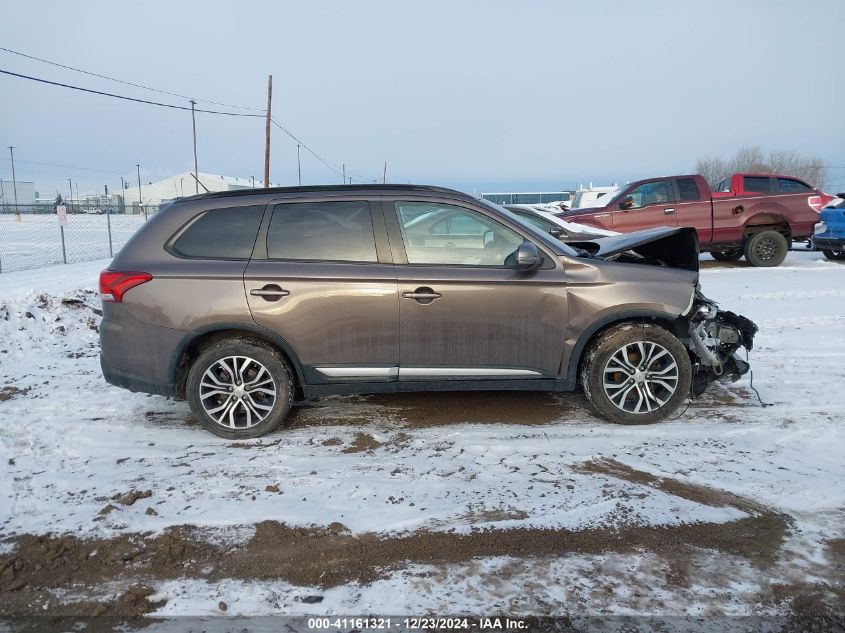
xmin=808 ymin=195 xmax=823 ymax=212
xmin=99 ymin=270 xmax=153 ymax=303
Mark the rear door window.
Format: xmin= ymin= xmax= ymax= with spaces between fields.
xmin=266 ymin=200 xmax=377 ymax=262
xmin=777 ymin=178 xmax=812 ymax=193
xmin=171 ymin=205 xmax=264 ymax=259
xmin=743 ymin=176 xmax=773 ymax=193
xmin=676 ymin=178 xmax=701 ymax=201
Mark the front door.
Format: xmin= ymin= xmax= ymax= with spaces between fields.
xmin=612 ymin=179 xmax=678 ymax=232
xmin=386 ymin=199 xmax=568 ymax=380
xmin=244 ymin=198 xmax=399 ymax=383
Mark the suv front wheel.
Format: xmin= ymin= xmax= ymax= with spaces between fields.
xmin=580 ymin=323 xmax=692 ymax=424
xmin=186 ymin=339 xmax=293 ymax=439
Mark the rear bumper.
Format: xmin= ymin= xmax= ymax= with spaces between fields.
xmin=99 ymin=303 xmax=185 ymax=397
xmin=812 ymin=236 xmax=845 ymax=251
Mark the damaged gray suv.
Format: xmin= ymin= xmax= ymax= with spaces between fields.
xmin=99 ymin=185 xmax=757 ymax=439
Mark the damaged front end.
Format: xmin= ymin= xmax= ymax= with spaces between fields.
xmin=685 ymin=291 xmax=759 ymax=395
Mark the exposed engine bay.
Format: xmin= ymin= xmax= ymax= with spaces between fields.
xmin=685 ymin=290 xmax=759 ymax=396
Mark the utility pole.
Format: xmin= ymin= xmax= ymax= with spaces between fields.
xmin=8 ymin=146 xmax=20 ymax=221
xmin=190 ymin=99 xmax=199 ymax=194
xmin=297 ymin=144 xmax=302 ymax=186
xmin=263 ymin=75 xmax=272 ymax=188
xmin=136 ymin=164 xmax=145 ymax=219
xmin=342 ymin=163 xmax=346 ymax=184
xmin=74 ymin=182 xmax=80 ymax=207
xmin=383 ymin=161 xmax=387 ymax=184
xmin=67 ymin=179 xmax=73 ymax=211
xmin=105 ymin=184 xmax=113 ymax=257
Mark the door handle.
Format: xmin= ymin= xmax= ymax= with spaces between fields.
xmin=249 ymin=284 xmax=290 ymax=301
xmin=402 ymin=287 xmax=442 ymax=304
xmin=664 ymin=208 xmax=675 ymax=215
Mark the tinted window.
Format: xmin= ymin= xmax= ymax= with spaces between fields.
xmin=172 ymin=205 xmax=264 ymax=259
xmin=743 ymin=176 xmax=772 ymax=193
xmin=266 ymin=200 xmax=377 ymax=262
xmin=777 ymin=178 xmax=812 ymax=193
xmin=395 ymin=201 xmax=524 ymax=266
xmin=622 ymin=181 xmax=670 ymax=209
xmin=676 ymin=178 xmax=701 ymax=201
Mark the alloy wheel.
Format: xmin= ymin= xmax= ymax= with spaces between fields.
xmin=199 ymin=355 xmax=277 ymax=429
xmin=602 ymin=341 xmax=679 ymax=414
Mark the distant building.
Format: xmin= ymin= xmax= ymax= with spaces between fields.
xmin=117 ymin=171 xmax=277 ymax=211
xmin=0 ymin=180 xmax=36 ymax=205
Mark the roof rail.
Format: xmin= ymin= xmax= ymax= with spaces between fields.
xmin=175 ymin=183 xmax=471 ymax=202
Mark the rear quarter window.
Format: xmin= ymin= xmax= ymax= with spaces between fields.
xmin=777 ymin=178 xmax=812 ymax=193
xmin=170 ymin=205 xmax=264 ymax=259
xmin=743 ymin=176 xmax=773 ymax=194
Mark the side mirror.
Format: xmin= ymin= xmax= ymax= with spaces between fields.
xmin=549 ymin=227 xmax=565 ymax=238
xmin=619 ymin=196 xmax=634 ymax=210
xmin=516 ymin=241 xmax=542 ymax=271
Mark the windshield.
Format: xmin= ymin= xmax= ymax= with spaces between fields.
xmin=475 ymin=197 xmax=580 ymax=257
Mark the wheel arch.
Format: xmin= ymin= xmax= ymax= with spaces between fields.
xmin=566 ymin=310 xmax=685 ymax=385
xmin=169 ymin=323 xmax=306 ymax=399
xmin=742 ymin=207 xmax=792 ymax=239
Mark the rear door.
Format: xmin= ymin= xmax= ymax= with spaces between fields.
xmin=611 ymin=179 xmax=678 ymax=232
xmin=670 ymin=177 xmax=713 ymax=243
xmin=385 ymin=197 xmax=568 ymax=380
xmin=244 ymin=197 xmax=399 ymax=383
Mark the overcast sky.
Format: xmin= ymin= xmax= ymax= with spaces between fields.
xmin=1 ymin=0 xmax=844 ymax=198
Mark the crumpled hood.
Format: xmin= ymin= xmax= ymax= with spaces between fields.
xmin=567 ymin=226 xmax=700 ymax=272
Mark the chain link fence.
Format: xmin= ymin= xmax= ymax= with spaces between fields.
xmin=0 ymin=204 xmax=159 ymax=273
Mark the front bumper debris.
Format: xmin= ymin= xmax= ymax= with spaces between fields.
xmin=686 ymin=292 xmax=758 ymax=396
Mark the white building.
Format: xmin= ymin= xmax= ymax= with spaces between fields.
xmin=0 ymin=180 xmax=36 ymax=205
xmin=118 ymin=171 xmax=278 ymax=210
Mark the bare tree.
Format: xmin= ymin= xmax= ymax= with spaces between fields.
xmin=695 ymin=146 xmax=827 ymax=189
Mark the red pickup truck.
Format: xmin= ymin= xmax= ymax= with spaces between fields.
xmin=557 ymin=173 xmax=830 ymax=266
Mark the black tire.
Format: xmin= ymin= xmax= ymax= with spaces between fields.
xmin=744 ymin=230 xmax=788 ymax=267
xmin=711 ymin=249 xmax=743 ymax=262
xmin=186 ymin=338 xmax=293 ymax=439
xmin=580 ymin=323 xmax=692 ymax=425
xmin=822 ymin=249 xmax=845 ymax=261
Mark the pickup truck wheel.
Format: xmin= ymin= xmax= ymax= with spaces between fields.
xmin=711 ymin=249 xmax=743 ymax=262
xmin=744 ymin=230 xmax=788 ymax=267
xmin=580 ymin=323 xmax=692 ymax=425
xmin=822 ymin=249 xmax=845 ymax=261
xmin=186 ymin=339 xmax=293 ymax=440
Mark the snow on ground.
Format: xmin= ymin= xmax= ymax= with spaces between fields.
xmin=0 ymin=251 xmax=844 ymax=618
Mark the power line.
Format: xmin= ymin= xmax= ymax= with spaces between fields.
xmin=270 ymin=118 xmax=379 ymax=183
xmin=0 ymin=156 xmax=125 ymax=175
xmin=2 ymin=65 xmax=384 ymax=184
xmin=0 ymin=68 xmax=264 ymax=117
xmin=0 ymin=46 xmax=265 ymax=112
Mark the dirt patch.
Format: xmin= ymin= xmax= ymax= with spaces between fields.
xmin=575 ymin=457 xmax=773 ymax=516
xmin=573 ymin=458 xmax=790 ymax=566
xmin=382 ymin=391 xmax=581 ymax=428
xmin=0 ymin=509 xmax=790 ymax=613
xmin=286 ymin=391 xmax=586 ymax=431
xmin=0 ymin=385 xmax=29 ymax=402
xmin=342 ymin=432 xmax=383 ymax=453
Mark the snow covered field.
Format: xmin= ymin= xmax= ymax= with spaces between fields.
xmin=0 ymin=252 xmax=843 ymax=627
xmin=0 ymin=213 xmax=148 ymax=273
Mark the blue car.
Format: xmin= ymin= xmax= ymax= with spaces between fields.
xmin=813 ymin=193 xmax=845 ymax=260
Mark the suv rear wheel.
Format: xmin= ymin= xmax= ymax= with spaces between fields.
xmin=580 ymin=323 xmax=692 ymax=424
xmin=186 ymin=339 xmax=293 ymax=439
xmin=744 ymin=230 xmax=788 ymax=267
